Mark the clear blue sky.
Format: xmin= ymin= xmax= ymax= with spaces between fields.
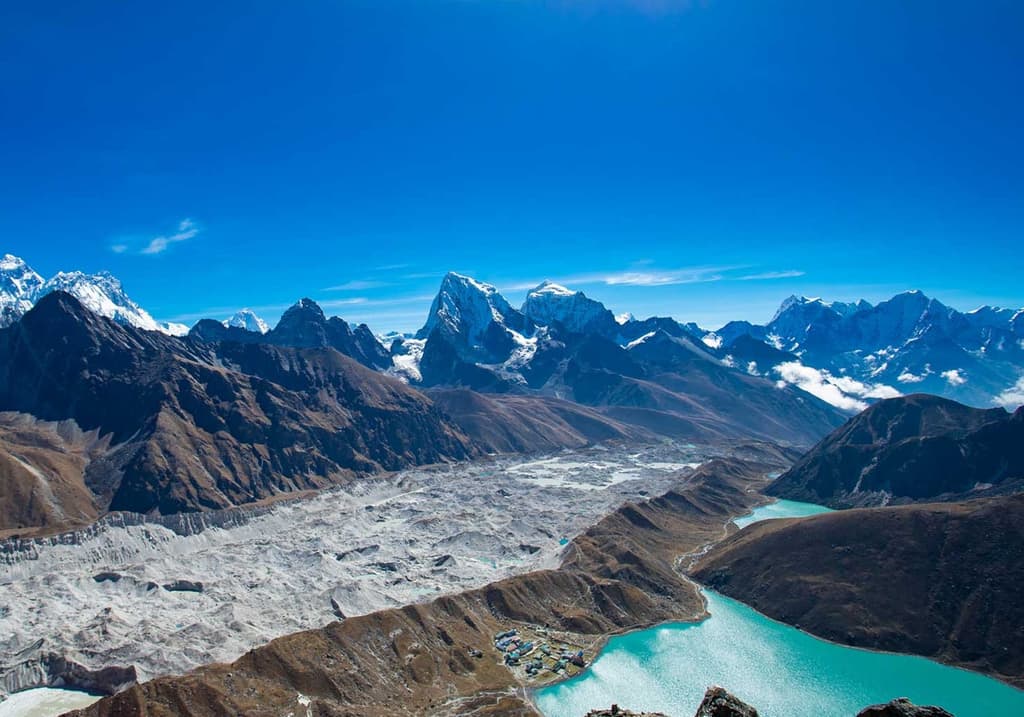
xmin=2 ymin=1 xmax=1022 ymax=332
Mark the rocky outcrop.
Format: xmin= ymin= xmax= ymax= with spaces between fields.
xmin=693 ymin=493 xmax=1024 ymax=687
xmin=856 ymin=697 xmax=954 ymax=717
xmin=585 ymin=690 xmax=952 ymax=717
xmin=264 ymin=298 xmax=393 ymax=370
xmin=694 ymin=686 xmax=759 ymax=717
xmin=0 ymin=413 xmax=106 ymax=537
xmin=0 ymin=292 xmax=474 ymax=528
xmin=68 ymin=458 xmax=778 ymax=717
xmin=584 ymin=705 xmax=668 ymax=717
xmin=768 ymin=394 xmax=1024 ymax=507
xmin=583 ymin=687 xmax=759 ymax=717
xmin=190 ymin=298 xmax=393 ymax=370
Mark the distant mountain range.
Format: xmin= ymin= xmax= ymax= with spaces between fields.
xmin=0 ymin=254 xmax=188 ymax=335
xmin=2 ymin=255 xmax=1021 ymax=413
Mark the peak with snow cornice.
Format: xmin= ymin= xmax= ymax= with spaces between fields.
xmin=224 ymin=309 xmax=270 ymax=334
xmin=521 ymin=280 xmax=618 ymax=337
xmin=0 ymin=254 xmax=45 ymax=325
xmin=36 ymin=270 xmax=165 ymax=333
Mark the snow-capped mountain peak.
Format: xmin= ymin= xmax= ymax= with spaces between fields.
xmin=39 ymin=270 xmax=164 ymax=333
xmin=528 ymin=280 xmax=575 ymax=297
xmin=0 ymin=254 xmax=45 ymax=322
xmin=418 ymin=272 xmax=526 ymax=339
xmin=224 ymin=308 xmax=270 ymax=334
xmin=0 ymin=255 xmax=189 ymax=335
xmin=521 ymin=279 xmax=617 ymax=337
xmin=415 ymin=272 xmax=533 ymax=363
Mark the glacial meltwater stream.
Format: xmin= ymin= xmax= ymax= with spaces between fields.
xmin=534 ymin=499 xmax=1024 ymax=717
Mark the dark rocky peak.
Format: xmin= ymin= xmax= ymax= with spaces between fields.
xmin=618 ymin=315 xmax=695 ymax=344
xmin=9 ymin=291 xmax=184 ymax=359
xmin=260 ymin=298 xmax=391 ymax=370
xmin=188 ymin=318 xmax=262 ymax=345
xmin=269 ymin=298 xmax=330 ymax=346
xmin=769 ymin=393 xmax=1024 ymax=507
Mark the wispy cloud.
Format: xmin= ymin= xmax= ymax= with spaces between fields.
xmin=141 ymin=218 xmax=199 ymax=255
xmin=324 ymin=280 xmax=391 ymax=291
xmin=498 ymin=266 xmax=741 ymax=292
xmin=112 ymin=218 xmax=199 ymax=258
xmin=737 ymin=270 xmax=805 ymax=281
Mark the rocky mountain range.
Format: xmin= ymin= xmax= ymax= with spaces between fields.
xmin=0 ymin=254 xmax=187 ymax=335
xmin=708 ymin=291 xmax=1024 ymax=410
xmin=392 ymin=273 xmax=846 ymax=445
xmin=0 ymin=292 xmax=475 ymax=534
xmin=4 ymin=252 xmax=1022 ymax=413
xmin=768 ymin=394 xmax=1024 ymax=507
xmin=1 ymin=252 xmax=1022 ymax=537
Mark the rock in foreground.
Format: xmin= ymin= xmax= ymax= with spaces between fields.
xmin=857 ymin=697 xmax=955 ymax=717
xmin=586 ymin=691 xmax=951 ymax=717
xmin=585 ymin=687 xmax=758 ymax=717
xmin=693 ymin=686 xmax=759 ymax=716
xmin=584 ymin=706 xmax=668 ymax=717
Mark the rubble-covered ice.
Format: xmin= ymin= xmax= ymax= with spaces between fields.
xmin=0 ymin=443 xmax=708 ymax=696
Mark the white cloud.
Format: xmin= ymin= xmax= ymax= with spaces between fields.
xmin=994 ymin=377 xmax=1024 ymax=409
xmin=701 ymin=333 xmax=723 ymax=349
xmin=737 ymin=270 xmax=806 ymax=281
xmin=897 ymin=365 xmax=932 ymax=384
xmin=110 ymin=244 xmax=128 ymax=254
xmin=746 ymin=361 xmax=760 ymax=376
xmin=941 ymin=369 xmax=967 ymax=386
xmin=141 ymin=219 xmax=199 ymax=255
xmin=775 ymin=361 xmax=900 ymax=412
xmin=324 ymin=280 xmax=391 ymax=291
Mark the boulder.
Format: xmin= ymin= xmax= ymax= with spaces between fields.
xmin=857 ymin=697 xmax=955 ymax=717
xmin=584 ymin=706 xmax=668 ymax=717
xmin=694 ymin=686 xmax=759 ymax=717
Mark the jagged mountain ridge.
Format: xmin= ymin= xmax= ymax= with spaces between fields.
xmin=0 ymin=254 xmax=187 ymax=335
xmin=397 ymin=273 xmax=846 ymax=446
xmin=190 ymin=297 xmax=393 ymax=371
xmin=711 ymin=291 xmax=1024 ymax=409
xmin=767 ymin=394 xmax=1024 ymax=508
xmin=0 ymin=292 xmax=476 ymax=524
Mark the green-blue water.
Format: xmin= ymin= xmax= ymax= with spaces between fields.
xmin=732 ymin=498 xmax=833 ymax=529
xmin=533 ymin=590 xmax=1024 ymax=717
xmin=534 ymin=499 xmax=1024 ymax=717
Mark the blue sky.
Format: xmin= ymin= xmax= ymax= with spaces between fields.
xmin=2 ymin=1 xmax=1022 ymax=332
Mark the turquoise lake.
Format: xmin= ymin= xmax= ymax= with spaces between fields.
xmin=732 ymin=498 xmax=834 ymax=529
xmin=534 ymin=500 xmax=1024 ymax=717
